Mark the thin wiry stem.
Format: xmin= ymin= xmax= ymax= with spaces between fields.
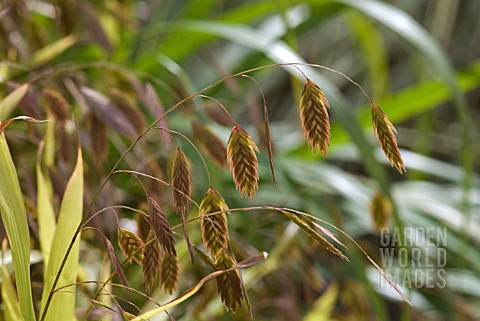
xmin=302 ymin=63 xmax=373 ymax=101
xmin=82 ymin=205 xmax=146 ymax=228
xmin=196 ymin=94 xmax=235 ymax=124
xmin=112 ymin=169 xmax=200 ymax=209
xmin=150 ymin=127 xmax=212 ymax=186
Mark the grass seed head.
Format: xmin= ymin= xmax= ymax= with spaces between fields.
xmin=227 ymin=124 xmax=259 ymax=199
xmin=42 ymin=88 xmax=70 ymax=122
xmin=108 ymin=88 xmax=146 ymax=133
xmin=172 ymin=148 xmax=191 ymax=217
xmin=105 ymin=239 xmax=128 ymax=287
xmin=143 ymin=230 xmax=162 ymax=294
xmin=371 ymin=102 xmax=406 ymax=173
xmin=199 ymin=187 xmax=230 ymax=258
xmin=215 ymin=248 xmax=244 ymax=312
xmin=160 ymin=251 xmax=179 ymax=294
xmin=369 ymin=191 xmax=392 ymax=231
xmin=117 ymin=228 xmax=145 ymax=265
xmin=192 ymin=120 xmax=228 ymax=167
xmin=147 ymin=197 xmax=176 ymax=256
xmin=300 ymin=79 xmax=331 ymax=156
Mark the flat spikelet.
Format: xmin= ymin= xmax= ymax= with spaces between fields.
xmin=42 ymin=88 xmax=70 ymax=122
xmin=371 ymin=102 xmax=406 ymax=173
xmin=198 ymin=187 xmax=230 ymax=258
xmin=89 ymin=113 xmax=108 ymax=165
xmin=160 ymin=251 xmax=179 ymax=294
xmin=300 ymin=79 xmax=331 ymax=156
xmin=215 ymin=248 xmax=243 ymax=312
xmin=147 ymin=197 xmax=176 ymax=256
xmin=118 ymin=228 xmax=145 ymax=265
xmin=205 ymin=102 xmax=232 ymax=126
xmin=108 ymin=88 xmax=146 ymax=133
xmin=227 ymin=124 xmax=259 ymax=199
xmin=369 ymin=192 xmax=392 ymax=231
xmin=105 ymin=239 xmax=128 ymax=287
xmin=143 ymin=230 xmax=162 ymax=293
xmin=172 ymin=148 xmax=191 ymax=215
xmin=171 ymin=148 xmax=194 ymax=262
xmin=192 ymin=120 xmax=228 ymax=167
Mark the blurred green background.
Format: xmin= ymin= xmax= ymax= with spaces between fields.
xmin=1 ymin=0 xmax=479 ymax=320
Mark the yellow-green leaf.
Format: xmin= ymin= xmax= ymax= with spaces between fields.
xmin=0 ymin=84 xmax=29 ymax=121
xmin=0 ymin=133 xmax=36 ymax=321
xmin=30 ymin=35 xmax=77 ymax=67
xmin=40 ymin=147 xmax=83 ymax=321
xmin=1 ymin=261 xmax=23 ymax=321
xmin=36 ymin=157 xmax=56 ymax=266
xmin=303 ymin=283 xmax=339 ymax=321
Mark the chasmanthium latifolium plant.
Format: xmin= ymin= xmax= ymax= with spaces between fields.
xmin=118 ymin=74 xmax=404 ymax=313
xmin=0 ymin=64 xmax=406 ymax=319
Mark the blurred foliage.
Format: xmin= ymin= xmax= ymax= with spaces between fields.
xmin=1 ymin=0 xmax=480 ymax=320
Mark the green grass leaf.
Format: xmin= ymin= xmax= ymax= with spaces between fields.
xmin=40 ymin=148 xmax=83 ymax=321
xmin=0 ymin=134 xmax=36 ymax=321
xmin=1 ymin=261 xmax=23 ymax=321
xmin=0 ymin=83 xmax=29 ymax=121
xmin=36 ymin=159 xmax=56 ymax=267
xmin=30 ymin=35 xmax=77 ymax=68
xmin=304 ymin=282 xmax=339 ymax=321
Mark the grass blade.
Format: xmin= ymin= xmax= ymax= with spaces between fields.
xmin=30 ymin=35 xmax=77 ymax=67
xmin=0 ymin=83 xmax=29 ymax=121
xmin=1 ymin=255 xmax=23 ymax=321
xmin=0 ymin=133 xmax=36 ymax=321
xmin=40 ymin=147 xmax=83 ymax=321
xmin=36 ymin=157 xmax=56 ymax=268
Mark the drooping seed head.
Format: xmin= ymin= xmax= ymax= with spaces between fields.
xmin=105 ymin=239 xmax=128 ymax=287
xmin=147 ymin=197 xmax=176 ymax=256
xmin=198 ymin=187 xmax=230 ymax=257
xmin=42 ymin=88 xmax=70 ymax=122
xmin=143 ymin=230 xmax=162 ymax=293
xmin=300 ymin=79 xmax=331 ymax=156
xmin=160 ymin=251 xmax=179 ymax=294
xmin=215 ymin=248 xmax=244 ymax=312
xmin=369 ymin=191 xmax=392 ymax=231
xmin=371 ymin=102 xmax=406 ymax=173
xmin=171 ymin=148 xmax=191 ymax=216
xmin=192 ymin=120 xmax=228 ymax=167
xmin=117 ymin=228 xmax=145 ymax=265
xmin=108 ymin=88 xmax=146 ymax=133
xmin=227 ymin=124 xmax=259 ymax=199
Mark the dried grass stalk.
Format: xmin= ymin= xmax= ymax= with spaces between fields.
xmin=147 ymin=197 xmax=176 ymax=256
xmin=371 ymin=102 xmax=406 ymax=173
xmin=143 ymin=230 xmax=162 ymax=294
xmin=300 ymin=79 xmax=331 ymax=156
xmin=369 ymin=191 xmax=392 ymax=231
xmin=105 ymin=239 xmax=128 ymax=287
xmin=192 ymin=120 xmax=228 ymax=167
xmin=199 ymin=187 xmax=230 ymax=258
xmin=215 ymin=248 xmax=243 ymax=312
xmin=42 ymin=88 xmax=70 ymax=122
xmin=160 ymin=251 xmax=179 ymax=294
xmin=117 ymin=228 xmax=145 ymax=265
xmin=227 ymin=124 xmax=259 ymax=199
xmin=171 ymin=148 xmax=194 ymax=262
